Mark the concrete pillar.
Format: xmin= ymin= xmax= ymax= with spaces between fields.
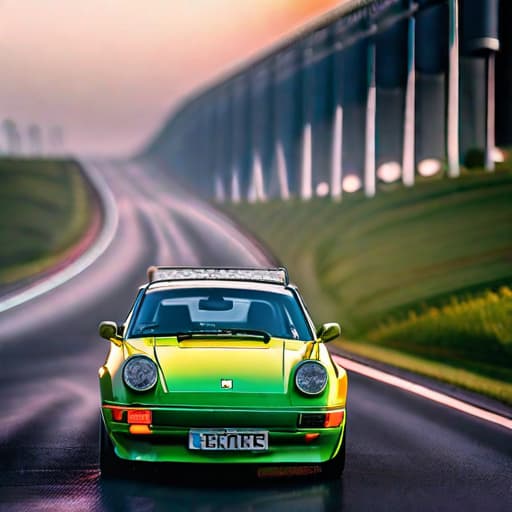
xmin=301 ymin=45 xmax=313 ymax=200
xmin=213 ymin=91 xmax=231 ymax=202
xmin=232 ymin=77 xmax=252 ymax=201
xmin=330 ymin=35 xmax=344 ymax=201
xmin=447 ymin=0 xmax=460 ymax=178
xmin=460 ymin=56 xmax=486 ymax=164
xmin=485 ymin=52 xmax=496 ymax=172
xmin=496 ymin=0 xmax=512 ymax=147
xmin=331 ymin=103 xmax=343 ymax=201
xmin=460 ymin=0 xmax=501 ymax=171
xmin=341 ymin=40 xmax=366 ymax=194
xmin=306 ymin=28 xmax=334 ymax=198
xmin=365 ymin=39 xmax=376 ymax=198
xmin=274 ymin=48 xmax=302 ymax=199
xmin=403 ymin=9 xmax=416 ymax=187
xmin=375 ymin=19 xmax=408 ymax=187
xmin=250 ymin=63 xmax=274 ymax=201
xmin=203 ymin=103 xmax=216 ymax=199
xmin=415 ymin=2 xmax=448 ymax=176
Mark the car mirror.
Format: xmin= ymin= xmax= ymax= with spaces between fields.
xmin=316 ymin=322 xmax=341 ymax=343
xmin=198 ymin=297 xmax=233 ymax=311
xmin=99 ymin=321 xmax=123 ymax=346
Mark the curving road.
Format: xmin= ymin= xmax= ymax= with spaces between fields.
xmin=0 ymin=160 xmax=511 ymax=512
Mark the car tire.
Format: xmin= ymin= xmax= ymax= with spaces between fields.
xmin=321 ymin=428 xmax=346 ymax=479
xmin=99 ymin=417 xmax=125 ymax=478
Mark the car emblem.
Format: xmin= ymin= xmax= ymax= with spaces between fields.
xmin=221 ymin=379 xmax=233 ymax=389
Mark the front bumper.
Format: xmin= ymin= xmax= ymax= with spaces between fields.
xmin=101 ymin=404 xmax=345 ymax=464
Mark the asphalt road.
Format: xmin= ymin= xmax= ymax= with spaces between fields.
xmin=0 ymin=160 xmax=511 ymax=512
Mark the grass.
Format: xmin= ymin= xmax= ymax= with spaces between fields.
xmin=337 ymin=340 xmax=512 ymax=406
xmin=367 ymin=287 xmax=512 ymax=369
xmin=0 ymin=158 xmax=95 ymax=285
xmin=224 ymin=168 xmax=512 ymax=404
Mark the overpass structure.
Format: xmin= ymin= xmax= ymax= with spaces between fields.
xmin=144 ymin=0 xmax=511 ymax=202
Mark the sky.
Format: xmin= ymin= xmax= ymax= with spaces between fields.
xmin=0 ymin=0 xmax=343 ymax=156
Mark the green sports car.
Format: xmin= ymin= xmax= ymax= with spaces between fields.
xmin=98 ymin=267 xmax=348 ymax=478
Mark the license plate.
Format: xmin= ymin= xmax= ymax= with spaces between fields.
xmin=188 ymin=429 xmax=268 ymax=451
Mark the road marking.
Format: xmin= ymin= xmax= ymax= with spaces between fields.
xmin=129 ymin=161 xmax=269 ymax=266
xmin=0 ymin=161 xmax=119 ymax=313
xmin=333 ymin=355 xmax=512 ymax=431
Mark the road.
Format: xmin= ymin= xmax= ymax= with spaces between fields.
xmin=0 ymin=160 xmax=511 ymax=512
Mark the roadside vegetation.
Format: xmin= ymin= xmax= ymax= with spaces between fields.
xmin=0 ymin=158 xmax=95 ymax=285
xmin=224 ymin=166 xmax=512 ymax=404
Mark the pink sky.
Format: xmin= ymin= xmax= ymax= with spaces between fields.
xmin=0 ymin=0 xmax=342 ymax=156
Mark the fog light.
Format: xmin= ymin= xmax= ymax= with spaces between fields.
xmin=129 ymin=425 xmax=152 ymax=435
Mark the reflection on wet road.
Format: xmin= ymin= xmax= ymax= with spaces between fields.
xmin=1 ymin=469 xmax=345 ymax=511
xmin=0 ymin=160 xmax=511 ymax=512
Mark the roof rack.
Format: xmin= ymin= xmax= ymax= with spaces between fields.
xmin=147 ymin=266 xmax=289 ymax=286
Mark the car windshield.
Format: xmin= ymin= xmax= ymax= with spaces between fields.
xmin=128 ymin=287 xmax=313 ymax=341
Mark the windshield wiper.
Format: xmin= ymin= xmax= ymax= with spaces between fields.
xmin=134 ymin=323 xmax=159 ymax=334
xmin=176 ymin=329 xmax=271 ymax=343
xmin=229 ymin=329 xmax=271 ymax=342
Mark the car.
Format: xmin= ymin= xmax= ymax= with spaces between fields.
xmin=97 ymin=266 xmax=348 ymax=478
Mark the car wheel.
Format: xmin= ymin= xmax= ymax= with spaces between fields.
xmin=321 ymin=428 xmax=346 ymax=479
xmin=99 ymin=417 xmax=125 ymax=478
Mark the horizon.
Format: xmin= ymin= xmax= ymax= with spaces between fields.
xmin=0 ymin=0 xmax=344 ymax=156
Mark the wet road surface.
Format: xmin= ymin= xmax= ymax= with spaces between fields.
xmin=0 ymin=160 xmax=511 ymax=512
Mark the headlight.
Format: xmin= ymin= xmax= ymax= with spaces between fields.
xmin=122 ymin=356 xmax=158 ymax=392
xmin=295 ymin=361 xmax=328 ymax=396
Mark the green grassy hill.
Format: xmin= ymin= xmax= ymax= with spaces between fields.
xmin=0 ymin=158 xmax=95 ymax=285
xmin=225 ymin=169 xmax=512 ymax=404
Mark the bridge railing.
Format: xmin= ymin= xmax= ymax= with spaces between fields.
xmin=144 ymin=0 xmax=510 ymax=202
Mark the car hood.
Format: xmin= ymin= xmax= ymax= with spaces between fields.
xmin=151 ymin=337 xmax=310 ymax=394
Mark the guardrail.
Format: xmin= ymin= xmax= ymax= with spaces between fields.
xmin=144 ymin=0 xmax=510 ymax=202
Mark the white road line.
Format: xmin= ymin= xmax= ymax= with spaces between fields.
xmin=120 ymin=162 xmax=200 ymax=265
xmin=333 ymin=355 xmax=512 ymax=431
xmin=129 ymin=161 xmax=268 ymax=266
xmin=0 ymin=160 xmax=119 ymax=313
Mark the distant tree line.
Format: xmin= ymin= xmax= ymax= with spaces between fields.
xmin=0 ymin=119 xmax=64 ymax=157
